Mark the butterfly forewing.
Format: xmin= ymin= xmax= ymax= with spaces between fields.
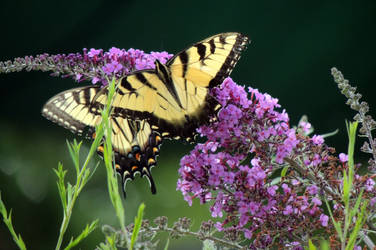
xmin=42 ymin=86 xmax=102 ymax=136
xmin=92 ymin=33 xmax=250 ymax=140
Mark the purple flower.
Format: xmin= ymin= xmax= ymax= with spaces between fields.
xmin=175 ymin=78 xmax=350 ymax=248
xmin=244 ymin=229 xmax=252 ymax=239
xmin=249 ymin=202 xmax=260 ymax=215
xmin=339 ymin=153 xmax=348 ymax=163
xmin=282 ymin=183 xmax=291 ymax=194
xmin=208 ymin=174 xmax=221 ymax=186
xmin=239 ymin=214 xmax=250 ymax=227
xmin=238 ymin=201 xmax=250 ymax=214
xmin=311 ymin=135 xmax=324 ymax=145
xmin=312 ymin=154 xmax=321 ymax=166
xmin=365 ymin=178 xmax=375 ymax=192
xmin=299 ymin=121 xmax=311 ymax=133
xmin=0 ymin=47 xmax=172 ymax=86
xmin=251 ymin=158 xmax=261 ymax=167
xmin=283 ymin=205 xmax=293 ymax=215
xmin=306 ymin=185 xmax=318 ymax=195
xmin=214 ymin=222 xmax=223 ymax=231
xmin=210 ymin=202 xmax=223 ymax=217
xmin=370 ymin=197 xmax=376 ymax=206
xmin=222 ymin=171 xmax=235 ymax=184
xmin=319 ymin=214 xmax=329 ymax=227
xmin=311 ymin=197 xmax=322 ymax=206
xmin=88 ymin=48 xmax=101 ymax=58
xmin=267 ymin=186 xmax=278 ymax=196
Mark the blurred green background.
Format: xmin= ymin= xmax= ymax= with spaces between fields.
xmin=0 ymin=0 xmax=375 ymax=249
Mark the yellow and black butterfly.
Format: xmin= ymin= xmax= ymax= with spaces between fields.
xmin=42 ymin=32 xmax=250 ymax=195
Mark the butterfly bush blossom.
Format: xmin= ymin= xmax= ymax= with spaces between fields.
xmin=0 ymin=47 xmax=172 ymax=86
xmin=177 ymin=77 xmax=376 ymax=248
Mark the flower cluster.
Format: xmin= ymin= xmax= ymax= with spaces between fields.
xmin=177 ymin=77 xmax=375 ymax=248
xmin=332 ymin=67 xmax=376 ymax=173
xmin=0 ymin=47 xmax=172 ymax=86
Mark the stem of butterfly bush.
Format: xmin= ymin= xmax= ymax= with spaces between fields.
xmin=101 ymin=77 xmax=128 ymax=241
xmin=55 ymin=79 xmax=116 ymax=250
xmin=55 ymin=129 xmax=105 ymax=250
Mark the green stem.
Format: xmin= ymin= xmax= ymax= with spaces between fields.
xmin=55 ymin=143 xmax=101 ymax=250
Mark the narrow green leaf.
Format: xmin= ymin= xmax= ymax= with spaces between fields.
xmin=345 ymin=121 xmax=358 ymax=174
xmin=131 ymin=203 xmax=145 ymax=250
xmin=346 ymin=201 xmax=368 ymax=250
xmin=320 ymin=240 xmax=330 ymax=250
xmin=349 ymin=189 xmax=364 ymax=219
xmin=54 ymin=163 xmax=68 ymax=211
xmin=281 ymin=165 xmax=289 ymax=177
xmin=66 ymin=140 xmax=81 ymax=174
xmin=64 ymin=220 xmax=98 ymax=250
xmin=342 ymin=170 xmax=349 ymax=204
xmin=163 ymin=238 xmax=170 ymax=250
xmin=308 ymin=239 xmax=317 ymax=250
xmin=320 ymin=129 xmax=339 ymax=138
xmin=0 ymin=193 xmax=27 ymax=250
xmin=325 ymin=199 xmax=343 ymax=241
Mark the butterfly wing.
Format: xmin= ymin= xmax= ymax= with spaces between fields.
xmin=42 ymin=86 xmax=162 ymax=194
xmin=42 ymin=86 xmax=102 ymax=136
xmin=92 ymin=33 xmax=249 ymax=140
xmin=166 ymin=32 xmax=250 ymax=138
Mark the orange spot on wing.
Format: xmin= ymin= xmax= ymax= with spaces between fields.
xmin=132 ymin=166 xmax=138 ymax=171
xmin=97 ymin=145 xmax=104 ymax=153
xmin=135 ymin=153 xmax=141 ymax=161
xmin=156 ymin=135 xmax=162 ymax=143
xmin=92 ymin=132 xmax=96 ymax=139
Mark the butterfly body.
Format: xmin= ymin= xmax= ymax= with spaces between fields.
xmin=42 ymin=32 xmax=250 ymax=195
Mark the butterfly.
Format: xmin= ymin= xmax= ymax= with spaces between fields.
xmin=42 ymin=32 xmax=249 ymax=196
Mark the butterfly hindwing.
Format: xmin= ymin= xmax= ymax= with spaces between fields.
xmin=42 ymin=86 xmax=162 ymax=194
xmin=97 ymin=119 xmax=162 ymax=196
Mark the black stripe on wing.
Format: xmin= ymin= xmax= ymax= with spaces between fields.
xmin=208 ymin=33 xmax=250 ymax=88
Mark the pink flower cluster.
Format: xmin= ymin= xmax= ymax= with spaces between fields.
xmin=84 ymin=47 xmax=172 ymax=84
xmin=177 ymin=78 xmax=331 ymax=248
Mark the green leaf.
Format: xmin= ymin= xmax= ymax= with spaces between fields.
xmin=281 ymin=165 xmax=289 ymax=177
xmin=342 ymin=170 xmax=349 ymax=204
xmin=320 ymin=129 xmax=339 ymax=138
xmin=320 ymin=240 xmax=330 ymax=250
xmin=130 ymin=203 xmax=145 ymax=250
xmin=349 ymin=189 xmax=364 ymax=219
xmin=163 ymin=238 xmax=170 ymax=250
xmin=64 ymin=220 xmax=98 ymax=250
xmin=0 ymin=193 xmax=27 ymax=250
xmin=66 ymin=140 xmax=81 ymax=174
xmin=346 ymin=201 xmax=368 ymax=250
xmin=307 ymin=239 xmax=317 ymax=250
xmin=54 ymin=163 xmax=67 ymax=211
xmin=325 ymin=199 xmax=343 ymax=241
